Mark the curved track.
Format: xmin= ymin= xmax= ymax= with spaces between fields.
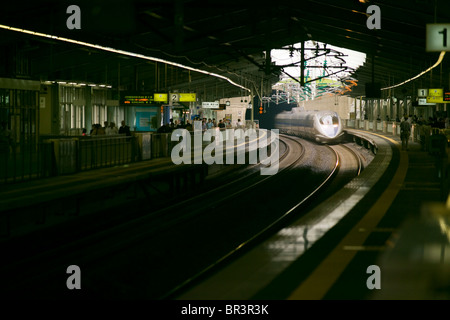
xmin=176 ymin=139 xmax=367 ymax=300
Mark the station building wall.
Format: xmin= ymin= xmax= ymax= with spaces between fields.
xmin=300 ymin=95 xmax=354 ymax=120
xmin=217 ymin=96 xmax=251 ymax=125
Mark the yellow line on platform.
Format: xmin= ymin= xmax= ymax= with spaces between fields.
xmin=288 ymin=133 xmax=407 ymax=300
xmin=362 ymin=131 xmax=400 ymax=145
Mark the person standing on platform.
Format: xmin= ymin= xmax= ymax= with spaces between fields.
xmin=119 ymin=120 xmax=131 ymax=136
xmin=112 ymin=122 xmax=119 ymax=134
xmin=90 ymin=124 xmax=100 ymax=135
xmin=96 ymin=123 xmax=106 ymax=135
xmin=106 ymin=122 xmax=118 ymax=135
xmin=419 ymin=121 xmax=426 ymax=151
xmin=90 ymin=124 xmax=96 ymax=135
xmin=206 ymin=118 xmax=213 ymax=130
xmin=400 ymin=115 xmax=411 ymax=151
xmin=185 ymin=120 xmax=193 ymax=132
xmin=201 ymin=119 xmax=207 ymax=131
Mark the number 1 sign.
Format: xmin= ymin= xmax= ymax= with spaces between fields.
xmin=427 ymin=24 xmax=450 ymax=52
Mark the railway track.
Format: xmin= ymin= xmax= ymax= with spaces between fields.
xmin=0 ymin=135 xmax=364 ymax=300
xmin=175 ymin=139 xmax=367 ymax=300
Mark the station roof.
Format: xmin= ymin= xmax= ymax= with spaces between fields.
xmin=1 ymin=0 xmax=450 ymax=100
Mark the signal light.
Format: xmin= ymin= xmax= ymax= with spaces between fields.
xmin=259 ymin=106 xmax=263 ymax=114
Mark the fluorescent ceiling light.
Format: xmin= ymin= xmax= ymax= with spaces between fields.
xmin=0 ymin=24 xmax=251 ymax=93
xmin=381 ymin=51 xmax=446 ymax=90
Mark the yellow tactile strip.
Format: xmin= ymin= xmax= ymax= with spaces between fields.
xmin=288 ymin=132 xmax=407 ymax=299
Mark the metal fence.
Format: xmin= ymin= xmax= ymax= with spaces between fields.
xmin=78 ymin=135 xmax=137 ymax=170
xmin=0 ymin=131 xmax=228 ymax=185
xmin=0 ymin=141 xmax=55 ymax=185
xmin=0 ymin=135 xmax=139 ymax=185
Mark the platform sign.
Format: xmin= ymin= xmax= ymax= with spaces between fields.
xmin=418 ymin=88 xmax=428 ymax=97
xmin=418 ymin=98 xmax=435 ymax=105
xmin=170 ymin=93 xmax=179 ymax=103
xmin=426 ymin=24 xmax=450 ymax=52
xmin=154 ymin=93 xmax=168 ymax=102
xmin=428 ymin=88 xmax=443 ymax=97
xmin=202 ymin=101 xmax=219 ymax=108
xmin=169 ymin=93 xmax=196 ymax=103
xmin=426 ymin=96 xmax=442 ymax=103
xmin=426 ymin=96 xmax=450 ymax=103
xmin=179 ymin=93 xmax=196 ymax=102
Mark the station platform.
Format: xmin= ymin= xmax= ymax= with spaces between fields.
xmin=0 ymin=156 xmax=210 ymax=238
xmin=177 ymin=129 xmax=450 ymax=300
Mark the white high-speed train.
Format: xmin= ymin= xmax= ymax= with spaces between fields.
xmin=274 ymin=108 xmax=344 ymax=143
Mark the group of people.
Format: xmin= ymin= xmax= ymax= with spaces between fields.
xmin=157 ymin=117 xmax=245 ymax=133
xmin=88 ymin=120 xmax=131 ymax=136
xmin=399 ymin=114 xmax=449 ymax=151
xmin=157 ymin=119 xmax=192 ymax=133
xmin=202 ymin=117 xmax=244 ymax=131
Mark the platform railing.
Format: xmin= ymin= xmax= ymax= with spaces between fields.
xmin=0 ymin=141 xmax=55 ymax=185
xmin=0 ymin=135 xmax=139 ymax=185
xmin=1 ymin=128 xmax=269 ymax=185
xmin=78 ymin=135 xmax=136 ymax=171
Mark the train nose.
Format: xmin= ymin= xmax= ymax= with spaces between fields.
xmin=319 ymin=115 xmax=341 ymax=138
xmin=322 ymin=125 xmax=339 ymax=137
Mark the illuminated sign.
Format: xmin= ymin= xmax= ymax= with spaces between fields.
xmin=426 ymin=96 xmax=442 ymax=103
xmin=428 ymin=88 xmax=443 ymax=97
xmin=122 ymin=92 xmax=196 ymax=105
xmin=170 ymin=93 xmax=196 ymax=102
xmin=418 ymin=89 xmax=428 ymax=97
xmin=170 ymin=93 xmax=179 ymax=102
xmin=179 ymin=93 xmax=196 ymax=102
xmin=154 ymin=93 xmax=168 ymax=102
xmin=444 ymin=91 xmax=450 ymax=101
xmin=121 ymin=94 xmax=153 ymax=105
xmin=426 ymin=24 xmax=450 ymax=52
xmin=426 ymin=95 xmax=450 ymax=103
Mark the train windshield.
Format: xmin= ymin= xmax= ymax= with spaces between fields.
xmin=319 ymin=115 xmax=339 ymax=126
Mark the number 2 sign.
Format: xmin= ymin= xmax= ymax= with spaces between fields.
xmin=427 ymin=24 xmax=450 ymax=52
